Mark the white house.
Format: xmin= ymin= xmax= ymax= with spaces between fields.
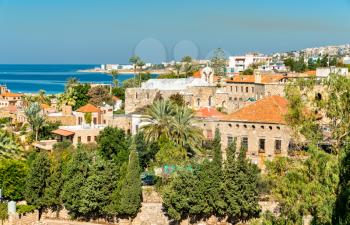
xmin=343 ymin=56 xmax=350 ymax=65
xmin=316 ymin=67 xmax=349 ymax=77
xmin=227 ymin=54 xmax=271 ymax=76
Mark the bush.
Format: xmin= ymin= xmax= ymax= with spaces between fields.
xmin=16 ymin=205 xmax=36 ymax=215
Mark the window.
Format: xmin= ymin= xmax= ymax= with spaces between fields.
xmin=235 ymin=86 xmax=238 ymax=92
xmin=93 ymin=118 xmax=97 ymax=124
xmin=246 ymin=87 xmax=249 ymax=93
xmin=275 ymin=140 xmax=282 ymax=153
xmin=135 ymin=93 xmax=138 ymax=99
xmin=208 ymin=96 xmax=212 ymax=106
xmin=197 ymin=98 xmax=200 ymax=107
xmin=252 ymin=87 xmax=255 ymax=93
xmin=78 ymin=136 xmax=81 ymax=143
xmin=207 ymin=129 xmax=213 ymax=139
xmin=87 ymin=136 xmax=91 ymax=142
xmin=259 ymin=138 xmax=266 ymax=153
xmin=241 ymin=87 xmax=243 ymax=92
xmin=241 ymin=137 xmax=248 ymax=150
xmin=230 ymin=86 xmax=233 ymax=92
xmin=227 ymin=135 xmax=233 ymax=145
xmin=94 ymin=136 xmax=97 ymax=142
xmin=78 ymin=117 xmax=82 ymax=125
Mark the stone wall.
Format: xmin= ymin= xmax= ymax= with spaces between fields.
xmin=196 ymin=119 xmax=291 ymax=170
xmin=4 ymin=211 xmax=39 ymax=225
xmin=47 ymin=116 xmax=76 ymax=126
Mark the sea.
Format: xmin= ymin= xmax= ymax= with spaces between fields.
xmin=0 ymin=64 xmax=150 ymax=94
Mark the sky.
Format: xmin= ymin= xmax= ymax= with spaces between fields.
xmin=0 ymin=0 xmax=349 ymax=64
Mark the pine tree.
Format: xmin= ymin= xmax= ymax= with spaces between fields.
xmin=118 ymin=142 xmax=142 ymax=217
xmin=25 ymin=151 xmax=51 ymax=216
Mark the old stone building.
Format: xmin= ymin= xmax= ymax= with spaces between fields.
xmin=195 ymin=96 xmax=291 ymax=169
xmin=125 ymin=67 xmax=288 ymax=114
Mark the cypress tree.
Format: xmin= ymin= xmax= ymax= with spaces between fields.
xmin=25 ymin=151 xmax=51 ymax=216
xmin=119 ymin=142 xmax=142 ymax=217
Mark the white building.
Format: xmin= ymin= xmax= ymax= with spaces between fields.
xmin=343 ymin=56 xmax=350 ymax=65
xmin=258 ymin=61 xmax=288 ymax=73
xmin=316 ymin=67 xmax=349 ymax=78
xmin=227 ymin=54 xmax=271 ymax=76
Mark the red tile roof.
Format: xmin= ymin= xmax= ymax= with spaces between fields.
xmin=76 ymin=103 xmax=100 ymax=113
xmin=226 ymin=75 xmax=286 ymax=84
xmin=195 ymin=107 xmax=225 ymax=119
xmin=221 ymin=96 xmax=288 ymax=124
xmin=1 ymin=92 xmax=23 ymax=98
xmin=52 ymin=129 xmax=75 ymax=137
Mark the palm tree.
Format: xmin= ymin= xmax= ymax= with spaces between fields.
xmin=141 ymin=100 xmax=203 ymax=152
xmin=171 ymin=105 xmax=203 ymax=151
xmin=38 ymin=89 xmax=49 ymax=104
xmin=142 ymin=100 xmax=174 ymax=142
xmin=129 ymin=55 xmax=141 ymax=87
xmin=137 ymin=60 xmax=146 ymax=86
xmin=183 ymin=63 xmax=193 ymax=77
xmin=0 ymin=130 xmax=21 ymax=159
xmin=25 ymin=102 xmax=46 ymax=141
xmin=174 ymin=63 xmax=182 ymax=78
xmin=111 ymin=70 xmax=119 ymax=87
xmin=66 ymin=78 xmax=79 ymax=90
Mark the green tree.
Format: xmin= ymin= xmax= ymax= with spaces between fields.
xmin=79 ymin=155 xmax=118 ymax=219
xmin=84 ymin=112 xmax=92 ymax=125
xmin=181 ymin=56 xmax=193 ymax=63
xmin=0 ymin=159 xmax=27 ymax=200
xmin=174 ymin=63 xmax=182 ymax=77
xmin=210 ymin=48 xmax=227 ymax=77
xmin=119 ymin=143 xmax=142 ymax=217
xmin=0 ymin=203 xmax=8 ymax=225
xmin=111 ymin=70 xmax=119 ymax=87
xmin=224 ymin=145 xmax=260 ymax=223
xmin=142 ymin=100 xmax=203 ymax=152
xmin=265 ymin=147 xmax=338 ymax=224
xmin=169 ymin=93 xmax=185 ymax=107
xmin=308 ymin=58 xmax=317 ymax=70
xmin=43 ymin=154 xmax=65 ymax=213
xmin=61 ymin=147 xmax=92 ymax=219
xmin=129 ymin=55 xmax=142 ymax=86
xmin=87 ymin=86 xmax=112 ymax=106
xmin=24 ymin=151 xmax=51 ymax=216
xmin=37 ymin=121 xmax=61 ymax=141
xmin=97 ymin=127 xmax=130 ymax=163
xmin=25 ymin=102 xmax=46 ymax=141
xmin=0 ymin=131 xmax=22 ymax=159
xmin=334 ymin=140 xmax=350 ymax=224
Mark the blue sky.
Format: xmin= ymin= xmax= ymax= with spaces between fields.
xmin=0 ymin=0 xmax=349 ymax=64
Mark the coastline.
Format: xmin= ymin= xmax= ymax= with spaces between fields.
xmin=77 ymin=68 xmax=169 ymax=75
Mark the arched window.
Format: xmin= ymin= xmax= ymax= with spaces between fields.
xmin=222 ymin=101 xmax=226 ymax=108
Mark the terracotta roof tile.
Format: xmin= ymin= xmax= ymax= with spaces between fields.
xmin=195 ymin=107 xmax=225 ymax=118
xmin=221 ymin=96 xmax=288 ymax=124
xmin=1 ymin=92 xmax=23 ymax=97
xmin=226 ymin=75 xmax=286 ymax=84
xmin=76 ymin=103 xmax=100 ymax=113
xmin=51 ymin=129 xmax=75 ymax=137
